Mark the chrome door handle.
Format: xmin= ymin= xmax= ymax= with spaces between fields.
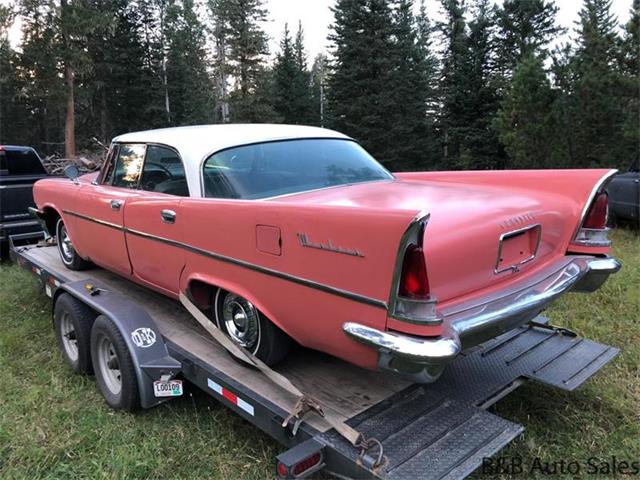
xmin=110 ymin=199 xmax=123 ymax=211
xmin=161 ymin=209 xmax=176 ymax=224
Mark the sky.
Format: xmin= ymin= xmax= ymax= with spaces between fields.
xmin=4 ymin=0 xmax=634 ymax=61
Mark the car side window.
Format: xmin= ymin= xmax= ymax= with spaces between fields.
xmin=139 ymin=145 xmax=189 ymax=197
xmin=112 ymin=144 xmax=146 ymax=189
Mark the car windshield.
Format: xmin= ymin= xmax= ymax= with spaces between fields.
xmin=202 ymin=139 xmax=393 ymax=199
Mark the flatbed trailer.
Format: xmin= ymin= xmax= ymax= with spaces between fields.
xmin=10 ymin=235 xmax=620 ymax=480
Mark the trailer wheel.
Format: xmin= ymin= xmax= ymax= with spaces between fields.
xmin=56 ymin=218 xmax=91 ymax=271
xmin=91 ymin=315 xmax=140 ymax=411
xmin=53 ymin=293 xmax=96 ymax=375
xmin=214 ymin=289 xmax=291 ymax=366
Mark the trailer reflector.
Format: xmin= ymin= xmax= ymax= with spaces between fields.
xmin=293 ymin=452 xmax=322 ymax=476
xmin=207 ymin=378 xmax=255 ymax=416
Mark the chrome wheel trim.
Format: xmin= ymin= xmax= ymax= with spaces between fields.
xmin=59 ymin=312 xmax=79 ymax=362
xmin=57 ymin=221 xmax=75 ymax=264
xmin=96 ymin=335 xmax=122 ymax=395
xmin=215 ymin=290 xmax=261 ymax=353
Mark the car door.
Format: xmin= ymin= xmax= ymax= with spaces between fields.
xmin=125 ymin=144 xmax=187 ymax=295
xmin=73 ymin=143 xmax=145 ymax=276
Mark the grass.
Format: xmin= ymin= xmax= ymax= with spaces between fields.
xmin=0 ymin=229 xmax=638 ymax=479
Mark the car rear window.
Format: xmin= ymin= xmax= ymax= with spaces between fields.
xmin=0 ymin=148 xmax=47 ymax=175
xmin=202 ymin=139 xmax=393 ymax=199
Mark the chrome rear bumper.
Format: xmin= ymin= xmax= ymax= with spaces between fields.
xmin=343 ymin=256 xmax=621 ymax=382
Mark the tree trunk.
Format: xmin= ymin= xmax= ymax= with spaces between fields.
xmin=65 ymin=65 xmax=76 ymax=159
xmin=100 ymin=87 xmax=107 ymax=143
xmin=60 ymin=0 xmax=75 ymax=159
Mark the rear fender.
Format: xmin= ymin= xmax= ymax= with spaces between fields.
xmin=183 ymin=272 xmax=287 ymax=336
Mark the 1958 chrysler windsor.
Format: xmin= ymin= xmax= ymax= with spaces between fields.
xmin=32 ymin=124 xmax=621 ymax=382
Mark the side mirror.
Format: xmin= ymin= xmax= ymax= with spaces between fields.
xmin=64 ymin=164 xmax=79 ymax=180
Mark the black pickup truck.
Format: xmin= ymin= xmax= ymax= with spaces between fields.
xmin=0 ymin=145 xmax=49 ymax=244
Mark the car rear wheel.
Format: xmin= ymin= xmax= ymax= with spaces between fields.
xmin=56 ymin=218 xmax=90 ymax=270
xmin=214 ymin=289 xmax=291 ymax=366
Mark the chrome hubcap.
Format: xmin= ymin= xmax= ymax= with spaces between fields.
xmin=222 ymin=294 xmax=260 ymax=350
xmin=60 ymin=312 xmax=78 ymax=362
xmin=97 ymin=335 xmax=121 ymax=395
xmin=59 ymin=224 xmax=74 ymax=261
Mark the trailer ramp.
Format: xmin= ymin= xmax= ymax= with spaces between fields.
xmin=313 ymin=324 xmax=618 ymax=479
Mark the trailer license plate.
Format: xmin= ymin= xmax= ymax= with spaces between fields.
xmin=153 ymin=379 xmax=183 ymax=397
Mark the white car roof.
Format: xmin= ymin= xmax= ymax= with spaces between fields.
xmin=113 ymin=124 xmax=350 ymax=197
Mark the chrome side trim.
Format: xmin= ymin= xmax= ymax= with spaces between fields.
xmin=62 ymin=209 xmax=387 ymax=309
xmin=494 ymin=223 xmax=542 ymax=274
xmin=571 ymin=169 xmax=617 ymax=243
xmin=63 ymin=210 xmax=123 ymax=231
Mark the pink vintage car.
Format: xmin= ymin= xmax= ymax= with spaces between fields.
xmin=32 ymin=124 xmax=620 ymax=382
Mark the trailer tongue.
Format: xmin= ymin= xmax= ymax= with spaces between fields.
xmin=11 ymin=235 xmax=619 ymax=480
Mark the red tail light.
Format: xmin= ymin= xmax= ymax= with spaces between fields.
xmin=398 ymin=244 xmax=430 ymax=299
xmin=582 ymin=192 xmax=608 ymax=229
xmin=292 ymin=452 xmax=322 ymax=476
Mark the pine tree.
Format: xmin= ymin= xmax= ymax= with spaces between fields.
xmin=438 ymin=0 xmax=471 ymax=165
xmin=165 ymin=0 xmax=215 ymax=126
xmin=0 ymin=3 xmax=18 ymax=143
xmin=14 ymin=0 xmax=66 ymax=153
xmin=327 ymin=0 xmax=400 ymax=166
xmin=496 ymin=0 xmax=563 ymax=72
xmin=58 ymin=0 xmax=109 ymax=157
xmin=415 ymin=0 xmax=438 ymax=116
xmin=494 ymin=52 xmax=557 ymax=168
xmin=273 ymin=23 xmax=313 ymax=124
xmin=85 ymin=0 xmax=157 ymax=142
xmin=211 ymin=0 xmax=273 ymax=122
xmin=620 ymin=0 xmax=639 ymax=163
xmin=569 ymin=0 xmax=627 ymax=167
xmin=462 ymin=0 xmax=505 ymax=169
xmin=494 ymin=0 xmax=563 ymax=168
xmin=386 ymin=0 xmax=433 ymax=169
xmin=414 ymin=0 xmax=440 ymax=168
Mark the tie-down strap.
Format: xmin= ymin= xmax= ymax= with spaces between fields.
xmin=179 ymin=293 xmax=380 ymax=458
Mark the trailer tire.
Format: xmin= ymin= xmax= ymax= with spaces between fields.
xmin=56 ymin=218 xmax=91 ymax=271
xmin=91 ymin=315 xmax=140 ymax=412
xmin=53 ymin=293 xmax=96 ymax=375
xmin=214 ymin=289 xmax=291 ymax=366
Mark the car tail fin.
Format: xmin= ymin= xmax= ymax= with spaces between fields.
xmin=571 ymin=171 xmax=616 ymax=248
xmin=388 ymin=212 xmax=441 ymax=325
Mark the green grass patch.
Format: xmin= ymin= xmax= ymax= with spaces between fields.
xmin=1 ymin=229 xmax=638 ymax=479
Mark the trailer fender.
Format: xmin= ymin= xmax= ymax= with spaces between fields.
xmin=58 ymin=279 xmax=182 ymax=409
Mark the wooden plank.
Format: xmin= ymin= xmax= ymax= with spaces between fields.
xmin=22 ymin=246 xmax=410 ymax=430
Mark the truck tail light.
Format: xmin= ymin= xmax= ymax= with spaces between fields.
xmin=573 ymin=191 xmax=611 ymax=247
xmin=399 ymin=244 xmax=430 ymax=299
